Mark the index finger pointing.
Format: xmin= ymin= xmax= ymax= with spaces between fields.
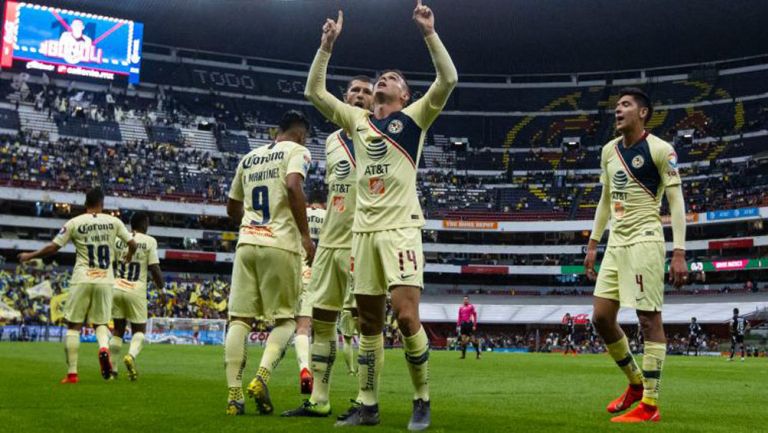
xmin=416 ymin=0 xmax=422 ymax=6
xmin=337 ymin=10 xmax=344 ymax=25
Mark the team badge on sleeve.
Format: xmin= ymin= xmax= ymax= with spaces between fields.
xmin=58 ymin=226 xmax=67 ymax=235
xmin=667 ymin=152 xmax=678 ymax=169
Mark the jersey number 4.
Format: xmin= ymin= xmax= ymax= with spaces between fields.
xmin=636 ymin=274 xmax=644 ymax=292
xmin=251 ymin=186 xmax=271 ymax=225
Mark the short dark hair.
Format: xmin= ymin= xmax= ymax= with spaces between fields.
xmin=84 ymin=187 xmax=104 ymax=208
xmin=278 ymin=110 xmax=310 ymax=133
xmin=618 ymin=87 xmax=653 ymax=123
xmin=131 ymin=211 xmax=149 ymax=231
xmin=347 ymin=75 xmax=373 ymax=92
xmin=377 ymin=69 xmax=410 ymax=97
xmin=734 ymin=308 xmax=739 ymax=315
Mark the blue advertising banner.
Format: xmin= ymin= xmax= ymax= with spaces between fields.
xmin=706 ymin=208 xmax=759 ymax=221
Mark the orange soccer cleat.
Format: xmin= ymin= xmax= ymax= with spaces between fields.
xmin=300 ymin=367 xmax=313 ymax=395
xmin=606 ymin=384 xmax=643 ymax=413
xmin=611 ymin=402 xmax=661 ymax=423
xmin=60 ymin=373 xmax=79 ymax=384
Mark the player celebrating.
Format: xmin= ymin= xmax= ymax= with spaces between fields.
xmin=562 ymin=313 xmax=577 ymax=356
xmin=457 ymin=296 xmax=480 ymax=359
xmin=728 ymin=308 xmax=749 ymax=361
xmin=18 ymin=188 xmax=137 ymax=383
xmin=686 ymin=317 xmax=702 ymax=357
xmin=584 ymin=88 xmax=688 ymax=423
xmin=223 ymin=110 xmax=314 ymax=416
xmin=282 ymin=76 xmax=374 ymax=418
xmin=108 ymin=212 xmax=164 ymax=381
xmin=305 ymin=2 xmax=457 ymax=429
xmin=294 ymin=201 xmax=326 ymax=395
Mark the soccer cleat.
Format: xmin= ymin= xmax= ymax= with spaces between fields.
xmin=407 ymin=399 xmax=431 ymax=431
xmin=109 ymin=371 xmax=118 ymax=381
xmin=300 ymin=367 xmax=313 ymax=395
xmin=98 ymin=348 xmax=112 ymax=380
xmin=281 ymin=399 xmax=331 ymax=417
xmin=611 ymin=402 xmax=661 ymax=423
xmin=741 ymin=357 xmax=745 ymax=362
xmin=334 ymin=400 xmax=380 ymax=427
xmin=247 ymin=376 xmax=273 ymax=415
xmin=606 ymin=384 xmax=643 ymax=413
xmin=348 ymin=370 xmax=358 ymax=376
xmin=60 ymin=373 xmax=79 ymax=384
xmin=225 ymin=400 xmax=245 ymax=416
xmin=124 ymin=355 xmax=138 ymax=381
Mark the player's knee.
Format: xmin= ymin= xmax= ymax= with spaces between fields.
xmin=637 ymin=314 xmax=659 ymax=335
xmin=395 ymin=310 xmax=420 ymax=334
xmin=591 ymin=312 xmax=613 ymax=332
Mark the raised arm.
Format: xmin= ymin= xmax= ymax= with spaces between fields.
xmin=406 ymin=0 xmax=458 ymax=129
xmin=305 ymin=11 xmax=358 ymax=131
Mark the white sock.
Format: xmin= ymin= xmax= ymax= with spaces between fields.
xmin=95 ymin=325 xmax=110 ymax=350
xmin=65 ymin=329 xmax=80 ymax=374
xmin=225 ymin=321 xmax=250 ymax=395
xmin=295 ymin=333 xmax=311 ymax=371
xmin=109 ymin=336 xmax=123 ymax=372
xmin=128 ymin=332 xmax=145 ymax=358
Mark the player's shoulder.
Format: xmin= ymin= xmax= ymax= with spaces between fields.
xmin=602 ymin=136 xmax=622 ymax=153
xmin=645 ymin=133 xmax=675 ymax=153
xmin=136 ymin=231 xmax=157 ymax=245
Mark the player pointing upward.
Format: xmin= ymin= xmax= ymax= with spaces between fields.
xmin=584 ymin=88 xmax=688 ymax=423
xmin=305 ymin=1 xmax=457 ymax=429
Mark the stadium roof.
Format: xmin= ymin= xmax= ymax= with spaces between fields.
xmin=35 ymin=0 xmax=768 ymax=75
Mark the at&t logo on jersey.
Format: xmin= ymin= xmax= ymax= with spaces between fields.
xmin=334 ymin=160 xmax=351 ymax=179
xmin=612 ymin=170 xmax=628 ymax=190
xmin=365 ymin=138 xmax=388 ymax=161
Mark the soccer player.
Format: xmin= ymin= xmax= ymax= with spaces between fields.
xmin=457 ymin=296 xmax=480 ymax=359
xmin=108 ymin=212 xmax=163 ymax=381
xmin=305 ymin=2 xmax=457 ymax=429
xmin=281 ymin=75 xmax=374 ymax=418
xmin=585 ymin=318 xmax=599 ymax=349
xmin=584 ymin=87 xmax=688 ymax=423
xmin=728 ymin=308 xmax=749 ymax=361
xmin=686 ymin=317 xmax=702 ymax=357
xmin=223 ymin=110 xmax=314 ymax=416
xmin=562 ymin=313 xmax=577 ymax=356
xmin=294 ymin=201 xmax=326 ymax=394
xmin=18 ymin=188 xmax=137 ymax=383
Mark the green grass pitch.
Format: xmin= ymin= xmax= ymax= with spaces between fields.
xmin=1 ymin=342 xmax=765 ymax=433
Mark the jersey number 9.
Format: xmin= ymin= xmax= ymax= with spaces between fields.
xmin=251 ymin=186 xmax=271 ymax=225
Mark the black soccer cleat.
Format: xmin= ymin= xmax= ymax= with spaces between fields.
xmin=98 ymin=348 xmax=112 ymax=380
xmin=334 ymin=400 xmax=380 ymax=427
xmin=281 ymin=399 xmax=331 ymax=417
xmin=407 ymin=399 xmax=431 ymax=431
